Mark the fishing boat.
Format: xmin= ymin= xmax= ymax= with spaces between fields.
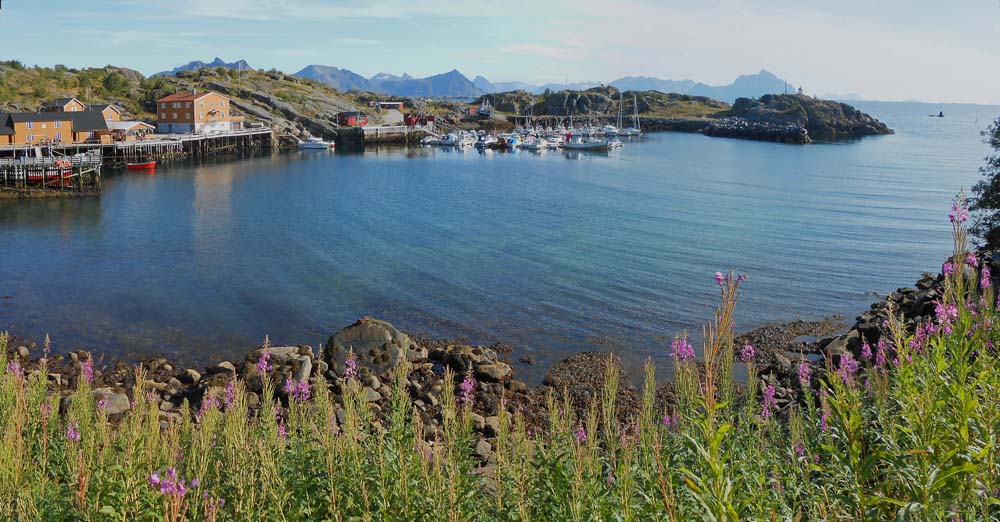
xmin=126 ymin=160 xmax=157 ymax=170
xmin=563 ymin=134 xmax=610 ymax=151
xmin=298 ymin=136 xmax=334 ymax=150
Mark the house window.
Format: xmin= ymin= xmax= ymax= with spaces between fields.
xmin=173 ymin=102 xmax=181 ymax=109
xmin=160 ymin=102 xmax=166 ymax=109
xmin=200 ymin=113 xmax=204 ymax=119
xmin=220 ymin=101 xmax=225 ymax=107
xmin=185 ymin=113 xmax=191 ymax=120
xmin=200 ymin=102 xmax=205 ymax=108
xmin=41 ymin=123 xmax=47 ymax=129
xmin=26 ymin=122 xmax=34 ymax=129
xmin=54 ymin=121 xmax=61 ymax=128
xmin=172 ymin=113 xmax=177 ymax=119
xmin=55 ymin=133 xmax=62 ymax=141
xmin=160 ymin=112 xmax=166 ymax=119
xmin=186 ymin=102 xmax=192 ymax=108
xmin=26 ymin=134 xmax=33 ymax=142
xmin=220 ymin=112 xmax=226 ymax=118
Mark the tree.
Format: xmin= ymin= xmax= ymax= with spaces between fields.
xmin=971 ymin=116 xmax=1000 ymax=248
xmin=102 ymin=72 xmax=129 ymax=96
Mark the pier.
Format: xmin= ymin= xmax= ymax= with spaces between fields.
xmin=334 ymin=124 xmax=436 ymax=149
xmin=0 ymin=149 xmax=103 ymax=198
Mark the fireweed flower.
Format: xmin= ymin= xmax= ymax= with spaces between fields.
xmin=81 ymin=358 xmax=94 ymax=384
xmin=798 ymin=362 xmax=811 ymax=387
xmin=284 ymin=379 xmax=311 ymax=402
xmin=966 ymin=253 xmax=979 ymax=267
xmin=6 ymin=361 xmax=23 ymax=379
xmin=459 ymin=371 xmax=476 ymax=406
xmin=671 ymin=337 xmax=696 ymax=361
xmin=761 ymin=385 xmax=777 ymax=420
xmin=150 ymin=468 xmax=198 ymax=497
xmin=344 ymin=350 xmax=358 ymax=381
xmin=943 ymin=261 xmax=954 ymax=275
xmin=223 ymin=380 xmax=236 ymax=409
xmin=794 ymin=442 xmax=806 ymax=457
xmin=836 ymin=353 xmax=860 ymax=385
xmin=737 ymin=273 xmax=748 ymax=282
xmin=875 ymin=339 xmax=888 ymax=369
xmin=982 ymin=265 xmax=992 ymax=290
xmin=950 ymin=200 xmax=969 ymax=223
xmin=714 ymin=272 xmax=726 ymax=286
xmin=576 ymin=425 xmax=587 ymax=443
xmin=66 ymin=421 xmax=80 ymax=442
xmin=256 ymin=352 xmax=272 ymax=374
xmin=860 ymin=341 xmax=872 ymax=361
xmin=739 ymin=343 xmax=755 ymax=363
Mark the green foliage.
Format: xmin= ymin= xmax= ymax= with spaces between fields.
xmin=0 ymin=200 xmax=997 ymax=520
xmin=971 ymin=116 xmax=1000 ymax=248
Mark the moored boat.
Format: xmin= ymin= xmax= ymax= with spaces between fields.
xmin=127 ymin=161 xmax=157 ymax=170
xmin=298 ymin=136 xmax=334 ymax=150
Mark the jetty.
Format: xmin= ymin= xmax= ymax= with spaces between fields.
xmin=0 ymin=149 xmax=103 ymax=198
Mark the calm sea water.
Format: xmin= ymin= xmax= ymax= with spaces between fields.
xmin=1 ymin=101 xmax=997 ymax=380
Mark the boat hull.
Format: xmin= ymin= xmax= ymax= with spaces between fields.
xmin=127 ymin=161 xmax=157 ymax=170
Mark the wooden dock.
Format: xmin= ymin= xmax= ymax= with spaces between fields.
xmin=0 ymin=150 xmax=103 ymax=198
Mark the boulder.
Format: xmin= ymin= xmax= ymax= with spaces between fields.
xmin=325 ymin=318 xmax=428 ymax=377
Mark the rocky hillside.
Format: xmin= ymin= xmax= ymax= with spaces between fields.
xmin=0 ymin=61 xmax=378 ymax=139
xmin=473 ymin=86 xmax=730 ymax=119
xmin=725 ymin=94 xmax=893 ymax=140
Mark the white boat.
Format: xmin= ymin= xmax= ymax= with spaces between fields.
xmin=298 ymin=136 xmax=334 ymax=150
xmin=439 ymin=133 xmax=460 ymax=146
xmin=625 ymin=94 xmax=642 ymax=136
xmin=563 ymin=135 xmax=610 ymax=151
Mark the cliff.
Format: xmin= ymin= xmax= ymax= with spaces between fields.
xmin=725 ymin=94 xmax=893 ymax=140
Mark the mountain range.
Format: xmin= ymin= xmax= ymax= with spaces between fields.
xmin=152 ymin=57 xmax=252 ymax=78
xmin=154 ymin=59 xmax=798 ymax=102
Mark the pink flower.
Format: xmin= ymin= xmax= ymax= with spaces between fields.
xmin=798 ymin=362 xmax=811 ymax=387
xmin=459 ymin=371 xmax=476 ymax=406
xmin=66 ymin=421 xmax=80 ymax=442
xmin=860 ymin=341 xmax=872 ymax=361
xmin=671 ymin=337 xmax=696 ymax=361
xmin=966 ymin=253 xmax=979 ymax=267
xmin=344 ymin=350 xmax=358 ymax=381
xmin=223 ymin=380 xmax=236 ymax=409
xmin=943 ymin=261 xmax=954 ymax=275
xmin=256 ymin=352 xmax=272 ymax=374
xmin=737 ymin=273 xmax=748 ymax=282
xmin=739 ymin=343 xmax=755 ymax=363
xmin=575 ymin=425 xmax=587 ymax=443
xmin=81 ymin=358 xmax=94 ymax=384
xmin=836 ymin=352 xmax=860 ymax=386
xmin=714 ymin=272 xmax=726 ymax=286
xmin=761 ymin=385 xmax=777 ymax=420
xmin=982 ymin=265 xmax=992 ymax=290
xmin=6 ymin=361 xmax=23 ymax=378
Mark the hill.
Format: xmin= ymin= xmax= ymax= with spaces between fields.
xmin=152 ymin=57 xmax=252 ymax=78
xmin=293 ymin=65 xmax=378 ymax=92
xmin=724 ymin=93 xmax=893 ymax=139
xmin=0 ymin=61 xmax=372 ymax=139
xmin=473 ymin=86 xmax=730 ymax=119
xmin=370 ymin=69 xmax=482 ymax=98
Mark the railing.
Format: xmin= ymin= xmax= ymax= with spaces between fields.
xmin=0 ymin=151 xmax=102 ymax=167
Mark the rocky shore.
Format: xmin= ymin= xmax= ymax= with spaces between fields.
xmin=7 ymin=253 xmax=976 ymax=447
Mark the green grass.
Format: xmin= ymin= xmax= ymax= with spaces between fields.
xmin=1 ymin=195 xmax=999 ymax=520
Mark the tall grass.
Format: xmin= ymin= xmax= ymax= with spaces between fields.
xmin=1 ymin=195 xmax=998 ymax=520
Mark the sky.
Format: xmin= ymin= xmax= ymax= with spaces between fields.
xmin=0 ymin=0 xmax=998 ymax=104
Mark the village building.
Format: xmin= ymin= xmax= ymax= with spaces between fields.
xmin=337 ymin=111 xmax=368 ymax=127
xmin=89 ymin=104 xmax=125 ymax=122
xmin=368 ymin=101 xmax=405 ymax=111
xmin=0 ymin=112 xmax=75 ymax=146
xmin=41 ymin=97 xmax=87 ymax=113
xmin=156 ymin=92 xmax=235 ymax=134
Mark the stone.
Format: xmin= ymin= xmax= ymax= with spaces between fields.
xmin=167 ymin=377 xmax=183 ymax=390
xmin=16 ymin=346 xmax=29 ymax=358
xmin=475 ymin=362 xmax=512 ymax=382
xmin=159 ymin=400 xmax=174 ymax=412
xmin=470 ymin=413 xmax=486 ymax=431
xmin=294 ymin=356 xmax=312 ymax=383
xmin=484 ymin=416 xmax=501 ymax=437
xmin=92 ymin=389 xmax=131 ymax=415
xmin=361 ymin=387 xmax=382 ymax=403
xmin=475 ymin=440 xmax=493 ymax=461
xmin=161 ymin=364 xmax=173 ymax=372
xmin=178 ymin=369 xmax=201 ymax=385
xmin=824 ymin=330 xmax=859 ymax=357
xmin=324 ymin=318 xmax=428 ymax=377
xmin=206 ymin=361 xmax=236 ymax=375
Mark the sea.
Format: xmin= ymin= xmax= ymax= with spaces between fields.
xmin=1 ymin=101 xmax=997 ymax=381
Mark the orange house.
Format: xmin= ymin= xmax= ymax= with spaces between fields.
xmin=90 ymin=104 xmax=124 ymax=122
xmin=42 ymin=97 xmax=87 ymax=113
xmin=157 ymin=92 xmax=233 ymax=134
xmin=0 ymin=112 xmax=74 ymax=146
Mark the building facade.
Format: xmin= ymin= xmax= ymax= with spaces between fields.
xmin=156 ymin=92 xmax=233 ymax=134
xmin=42 ymin=97 xmax=87 ymax=113
xmin=337 ymin=111 xmax=368 ymax=127
xmin=0 ymin=113 xmax=75 ymax=146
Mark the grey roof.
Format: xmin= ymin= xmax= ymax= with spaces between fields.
xmin=0 ymin=113 xmax=13 ymax=135
xmin=68 ymin=111 xmax=109 ymax=132
xmin=42 ymin=97 xmax=81 ymax=108
xmin=90 ymin=103 xmax=125 ymax=115
xmin=8 ymin=112 xmax=77 ymax=123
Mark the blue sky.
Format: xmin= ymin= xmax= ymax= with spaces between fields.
xmin=1 ymin=0 xmax=998 ymax=103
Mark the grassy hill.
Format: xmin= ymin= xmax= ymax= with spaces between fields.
xmin=0 ymin=60 xmax=399 ymax=138
xmin=471 ymin=86 xmax=731 ymax=119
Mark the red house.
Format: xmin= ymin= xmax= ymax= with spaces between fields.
xmin=337 ymin=111 xmax=368 ymax=127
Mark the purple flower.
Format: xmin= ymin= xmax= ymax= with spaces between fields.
xmin=714 ymin=272 xmax=726 ymax=286
xmin=150 ymin=468 xmax=196 ymax=498
xmin=459 ymin=371 xmax=476 ymax=406
xmin=277 ymin=423 xmax=287 ymax=439
xmin=256 ymin=352 xmax=272 ymax=374
xmin=224 ymin=380 xmax=236 ymax=409
xmin=575 ymin=425 xmax=587 ymax=443
xmin=943 ymin=261 xmax=954 ymax=275
xmin=284 ymin=379 xmax=311 ymax=402
xmin=836 ymin=353 xmax=860 ymax=385
xmin=966 ymin=253 xmax=979 ymax=267
xmin=81 ymin=358 xmax=94 ymax=384
xmin=66 ymin=421 xmax=80 ymax=442
xmin=737 ymin=273 xmax=748 ymax=282
xmin=761 ymin=385 xmax=777 ymax=420
xmin=860 ymin=341 xmax=872 ymax=361
xmin=739 ymin=343 xmax=755 ymax=363
xmin=671 ymin=337 xmax=696 ymax=361
xmin=662 ymin=413 xmax=677 ymax=430
xmin=798 ymin=362 xmax=811 ymax=387
xmin=875 ymin=339 xmax=888 ymax=369
xmin=40 ymin=401 xmax=51 ymax=421
xmin=982 ymin=265 xmax=992 ymax=290
xmin=794 ymin=442 xmax=805 ymax=457
xmin=950 ymin=199 xmax=969 ymax=224
xmin=819 ymin=411 xmax=829 ymax=432
xmin=344 ymin=350 xmax=358 ymax=381
xmin=6 ymin=361 xmax=23 ymax=378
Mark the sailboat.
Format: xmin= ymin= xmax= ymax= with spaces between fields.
xmin=623 ymin=95 xmax=642 ymax=136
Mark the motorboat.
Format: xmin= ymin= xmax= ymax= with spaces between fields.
xmin=298 ymin=136 xmax=334 ymax=150
xmin=563 ymin=135 xmax=610 ymax=151
xmin=126 ymin=160 xmax=157 ymax=170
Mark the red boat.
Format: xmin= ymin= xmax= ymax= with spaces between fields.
xmin=127 ymin=161 xmax=157 ymax=170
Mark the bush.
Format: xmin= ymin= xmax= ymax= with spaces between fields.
xmin=972 ymin=116 xmax=1000 ymax=248
xmin=0 ymin=197 xmax=997 ymax=520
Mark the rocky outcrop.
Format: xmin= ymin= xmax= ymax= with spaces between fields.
xmin=703 ymin=117 xmax=810 ymax=144
xmin=725 ymin=94 xmax=893 ymax=141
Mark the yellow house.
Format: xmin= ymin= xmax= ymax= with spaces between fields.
xmin=0 ymin=112 xmax=74 ymax=146
xmin=157 ymin=92 xmax=234 ymax=134
xmin=42 ymin=97 xmax=87 ymax=113
xmin=90 ymin=104 xmax=124 ymax=122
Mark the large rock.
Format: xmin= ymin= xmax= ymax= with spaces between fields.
xmin=325 ymin=318 xmax=428 ymax=377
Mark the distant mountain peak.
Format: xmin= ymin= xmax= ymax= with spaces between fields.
xmin=293 ymin=65 xmax=377 ymax=93
xmin=153 ymin=58 xmax=252 ymax=78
